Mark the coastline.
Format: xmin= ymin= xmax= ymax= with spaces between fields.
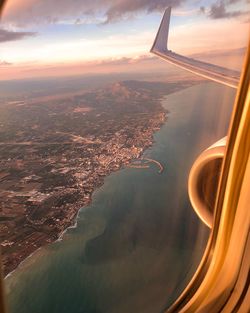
xmin=4 ymin=80 xmax=233 ymax=313
xmin=3 ymin=106 xmax=168 ymax=279
xmin=56 ymin=206 xmax=83 ymax=241
xmin=5 ymin=206 xmax=84 ymax=280
xmin=4 ymin=247 xmax=42 ymax=280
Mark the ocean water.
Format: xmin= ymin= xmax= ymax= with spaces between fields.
xmin=5 ymin=82 xmax=236 ymax=313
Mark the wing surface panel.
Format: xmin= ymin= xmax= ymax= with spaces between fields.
xmin=151 ymin=7 xmax=240 ymax=89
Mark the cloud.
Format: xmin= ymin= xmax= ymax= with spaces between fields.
xmin=95 ymin=54 xmax=156 ymax=66
xmin=0 ymin=60 xmax=12 ymax=66
xmin=2 ymin=0 xmax=186 ymax=26
xmin=2 ymin=0 xmax=249 ymax=27
xmin=0 ymin=28 xmax=36 ymax=42
xmin=104 ymin=0 xmax=184 ymax=22
xmin=4 ymin=0 xmax=248 ymax=26
xmin=199 ymin=0 xmax=249 ymax=19
xmin=0 ymin=53 xmax=162 ymax=80
xmin=209 ymin=1 xmax=243 ymax=18
xmin=199 ymin=6 xmax=206 ymax=14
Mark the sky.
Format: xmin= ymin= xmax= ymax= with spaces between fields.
xmin=0 ymin=0 xmax=249 ymax=80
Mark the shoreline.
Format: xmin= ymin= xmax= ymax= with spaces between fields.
xmin=56 ymin=206 xmax=82 ymax=242
xmin=1 ymin=81 xmax=203 ymax=279
xmin=3 ymin=82 xmax=203 ymax=279
xmin=5 ymin=207 xmax=85 ymax=280
xmin=4 ymin=109 xmax=168 ymax=279
xmin=5 ymin=247 xmax=42 ymax=280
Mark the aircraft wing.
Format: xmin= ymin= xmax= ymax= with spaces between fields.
xmin=151 ymin=7 xmax=240 ymax=89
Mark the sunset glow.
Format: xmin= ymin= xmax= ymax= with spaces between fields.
xmin=0 ymin=0 xmax=249 ymax=79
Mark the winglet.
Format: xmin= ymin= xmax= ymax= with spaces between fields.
xmin=150 ymin=7 xmax=171 ymax=53
xmin=150 ymin=7 xmax=240 ymax=89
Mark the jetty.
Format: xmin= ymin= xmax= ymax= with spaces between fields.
xmin=127 ymin=158 xmax=164 ymax=174
xmin=143 ymin=158 xmax=164 ymax=174
xmin=127 ymin=164 xmax=150 ymax=169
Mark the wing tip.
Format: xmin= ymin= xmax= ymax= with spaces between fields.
xmin=150 ymin=7 xmax=171 ymax=54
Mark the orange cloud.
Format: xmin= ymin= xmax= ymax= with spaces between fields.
xmin=0 ymin=54 xmax=163 ymax=80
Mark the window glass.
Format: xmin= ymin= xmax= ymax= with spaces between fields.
xmin=1 ymin=1 xmax=249 ymax=312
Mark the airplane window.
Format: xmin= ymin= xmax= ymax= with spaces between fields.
xmin=0 ymin=1 xmax=249 ymax=313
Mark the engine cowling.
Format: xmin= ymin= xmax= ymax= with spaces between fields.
xmin=188 ymin=137 xmax=226 ymax=228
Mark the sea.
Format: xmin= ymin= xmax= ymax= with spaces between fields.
xmin=5 ymin=82 xmax=236 ymax=313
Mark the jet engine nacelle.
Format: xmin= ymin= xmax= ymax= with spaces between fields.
xmin=188 ymin=137 xmax=227 ymax=228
